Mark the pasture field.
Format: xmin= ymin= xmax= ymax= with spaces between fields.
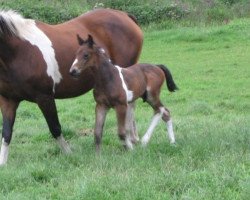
xmin=0 ymin=18 xmax=250 ymax=199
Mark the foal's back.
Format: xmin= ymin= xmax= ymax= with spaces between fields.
xmin=123 ymin=63 xmax=165 ymax=99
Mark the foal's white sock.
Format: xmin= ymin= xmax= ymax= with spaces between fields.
xmin=141 ymin=112 xmax=162 ymax=146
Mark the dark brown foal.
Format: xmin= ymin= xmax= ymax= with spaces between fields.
xmin=69 ymin=35 xmax=178 ymax=151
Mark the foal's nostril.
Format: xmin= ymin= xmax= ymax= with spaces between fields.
xmin=69 ymin=68 xmax=79 ymax=77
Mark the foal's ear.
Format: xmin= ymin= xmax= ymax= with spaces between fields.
xmin=77 ymin=34 xmax=85 ymax=45
xmin=87 ymin=34 xmax=94 ymax=48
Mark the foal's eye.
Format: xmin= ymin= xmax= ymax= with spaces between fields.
xmin=83 ymin=53 xmax=89 ymax=60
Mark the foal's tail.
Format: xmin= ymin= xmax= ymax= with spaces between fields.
xmin=157 ymin=64 xmax=178 ymax=92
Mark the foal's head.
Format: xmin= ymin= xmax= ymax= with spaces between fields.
xmin=69 ymin=34 xmax=108 ymax=77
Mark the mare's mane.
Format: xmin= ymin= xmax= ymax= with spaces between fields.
xmin=0 ymin=10 xmax=35 ymax=39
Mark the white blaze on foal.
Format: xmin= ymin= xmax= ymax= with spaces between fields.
xmin=0 ymin=10 xmax=62 ymax=92
xmin=70 ymin=58 xmax=82 ymax=74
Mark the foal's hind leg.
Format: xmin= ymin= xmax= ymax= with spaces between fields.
xmin=37 ymin=95 xmax=71 ymax=154
xmin=94 ymin=104 xmax=108 ymax=152
xmin=141 ymin=89 xmax=175 ymax=146
xmin=141 ymin=108 xmax=164 ymax=147
xmin=161 ymin=107 xmax=175 ymax=144
xmin=115 ymin=104 xmax=133 ymax=150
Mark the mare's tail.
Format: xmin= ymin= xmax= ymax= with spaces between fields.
xmin=127 ymin=13 xmax=139 ymax=25
xmin=157 ymin=64 xmax=178 ymax=92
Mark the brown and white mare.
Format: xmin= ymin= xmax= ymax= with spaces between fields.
xmin=0 ymin=9 xmax=143 ymax=165
xmin=69 ymin=35 xmax=178 ymax=151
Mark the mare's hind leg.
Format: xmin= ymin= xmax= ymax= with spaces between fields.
xmin=127 ymin=103 xmax=139 ymax=144
xmin=115 ymin=104 xmax=133 ymax=150
xmin=0 ymin=96 xmax=19 ymax=165
xmin=37 ymin=95 xmax=71 ymax=154
xmin=94 ymin=104 xmax=108 ymax=152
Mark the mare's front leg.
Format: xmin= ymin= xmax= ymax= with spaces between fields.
xmin=94 ymin=104 xmax=108 ymax=153
xmin=37 ymin=95 xmax=71 ymax=154
xmin=0 ymin=96 xmax=19 ymax=165
xmin=115 ymin=104 xmax=133 ymax=150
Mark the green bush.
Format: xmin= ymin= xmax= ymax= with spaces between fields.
xmin=0 ymin=0 xmax=88 ymax=24
xmin=0 ymin=0 xmax=250 ymax=26
xmin=88 ymin=0 xmax=190 ymax=25
xmin=206 ymin=7 xmax=231 ymax=22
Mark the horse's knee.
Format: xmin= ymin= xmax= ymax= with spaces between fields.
xmin=161 ymin=107 xmax=171 ymax=122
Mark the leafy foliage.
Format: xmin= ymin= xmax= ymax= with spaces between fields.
xmin=0 ymin=0 xmax=250 ymax=25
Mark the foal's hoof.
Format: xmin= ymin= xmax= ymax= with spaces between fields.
xmin=141 ymin=136 xmax=149 ymax=147
xmin=170 ymin=142 xmax=177 ymax=147
xmin=0 ymin=161 xmax=7 ymax=166
xmin=125 ymin=139 xmax=134 ymax=150
xmin=130 ymin=137 xmax=140 ymax=144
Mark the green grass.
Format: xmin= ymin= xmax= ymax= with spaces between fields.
xmin=0 ymin=18 xmax=250 ymax=199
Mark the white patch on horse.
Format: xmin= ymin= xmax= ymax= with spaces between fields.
xmin=72 ymin=58 xmax=78 ymax=67
xmin=99 ymin=48 xmax=106 ymax=53
xmin=99 ymin=48 xmax=112 ymax=63
xmin=125 ymin=137 xmax=133 ymax=150
xmin=56 ymin=135 xmax=72 ymax=154
xmin=167 ymin=119 xmax=175 ymax=144
xmin=0 ymin=10 xmax=62 ymax=92
xmin=0 ymin=138 xmax=9 ymax=166
xmin=141 ymin=107 xmax=165 ymax=146
xmin=114 ymin=65 xmax=133 ymax=102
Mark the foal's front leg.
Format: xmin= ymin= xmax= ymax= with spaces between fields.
xmin=115 ymin=104 xmax=133 ymax=150
xmin=94 ymin=104 xmax=108 ymax=152
xmin=127 ymin=103 xmax=139 ymax=144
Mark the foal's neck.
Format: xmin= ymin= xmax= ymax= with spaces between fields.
xmin=92 ymin=54 xmax=117 ymax=89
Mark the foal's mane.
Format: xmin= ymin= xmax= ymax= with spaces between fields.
xmin=0 ymin=10 xmax=35 ymax=39
xmin=97 ymin=47 xmax=111 ymax=63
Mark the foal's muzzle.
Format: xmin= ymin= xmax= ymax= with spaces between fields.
xmin=69 ymin=68 xmax=80 ymax=77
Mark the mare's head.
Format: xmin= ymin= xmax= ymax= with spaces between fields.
xmin=69 ymin=34 xmax=108 ymax=77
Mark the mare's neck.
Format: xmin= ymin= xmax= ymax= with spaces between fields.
xmin=0 ymin=37 xmax=15 ymax=62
